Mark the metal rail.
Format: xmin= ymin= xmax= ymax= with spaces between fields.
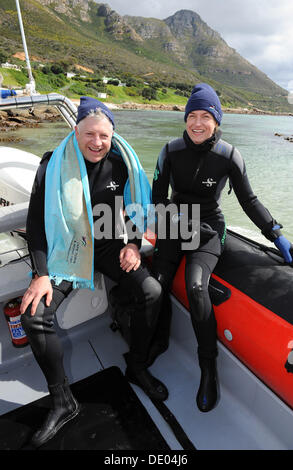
xmin=0 ymin=202 xmax=28 ymax=233
xmin=0 ymin=93 xmax=142 ymax=232
xmin=0 ymin=93 xmax=78 ymax=128
xmin=0 ymin=93 xmax=78 ymax=232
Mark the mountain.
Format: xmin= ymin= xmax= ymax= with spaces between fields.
xmin=0 ymin=0 xmax=290 ymax=111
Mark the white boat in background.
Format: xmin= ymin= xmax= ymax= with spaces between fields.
xmin=1 ymin=93 xmax=293 ymax=450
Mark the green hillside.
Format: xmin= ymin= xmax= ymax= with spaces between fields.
xmin=0 ymin=0 xmax=291 ymax=112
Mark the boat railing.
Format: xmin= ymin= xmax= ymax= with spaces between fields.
xmin=0 ymin=93 xmax=78 ymax=129
xmin=0 ymin=203 xmax=28 ymax=234
xmin=0 ymin=93 xmax=142 ymax=232
xmin=0 ymin=94 xmax=75 ymax=233
xmin=1 ymin=94 xmax=140 ymax=201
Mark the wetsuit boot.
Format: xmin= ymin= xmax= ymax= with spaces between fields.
xmin=196 ymin=357 xmax=219 ymax=412
xmin=125 ymin=367 xmax=169 ymax=401
xmin=124 ymin=308 xmax=169 ymax=402
xmin=31 ymin=377 xmax=80 ymax=447
xmin=146 ymin=292 xmax=172 ymax=367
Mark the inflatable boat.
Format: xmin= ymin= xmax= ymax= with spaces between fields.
xmin=156 ymin=231 xmax=293 ymax=409
xmin=1 ymin=94 xmax=293 ymax=450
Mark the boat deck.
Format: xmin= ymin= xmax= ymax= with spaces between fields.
xmin=1 ymin=269 xmax=293 ymax=450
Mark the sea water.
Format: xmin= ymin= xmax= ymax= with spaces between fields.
xmin=4 ymin=109 xmax=293 ymax=243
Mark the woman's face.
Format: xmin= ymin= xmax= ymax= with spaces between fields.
xmin=186 ymin=110 xmax=217 ymax=145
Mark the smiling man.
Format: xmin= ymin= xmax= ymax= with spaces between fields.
xmin=75 ymin=107 xmax=113 ymax=163
xmin=20 ymin=97 xmax=168 ymax=448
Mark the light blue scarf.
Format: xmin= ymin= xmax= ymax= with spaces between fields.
xmin=112 ymin=132 xmax=155 ymax=233
xmin=45 ymin=131 xmax=153 ymax=290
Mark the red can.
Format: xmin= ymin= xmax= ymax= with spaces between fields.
xmin=4 ymin=298 xmax=28 ymax=348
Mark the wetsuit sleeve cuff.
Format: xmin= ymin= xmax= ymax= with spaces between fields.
xmin=261 ymin=221 xmax=283 ymax=242
xmin=127 ymin=238 xmax=142 ymax=250
xmin=30 ymin=251 xmax=49 ymax=278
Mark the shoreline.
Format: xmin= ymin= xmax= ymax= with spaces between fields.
xmin=1 ymin=100 xmax=292 ymax=144
xmin=71 ymin=99 xmax=293 ymax=116
xmin=0 ymin=106 xmax=62 ymax=142
xmin=103 ymin=103 xmax=293 ymax=117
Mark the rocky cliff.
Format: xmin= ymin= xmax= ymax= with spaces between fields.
xmin=0 ymin=0 xmax=289 ymax=111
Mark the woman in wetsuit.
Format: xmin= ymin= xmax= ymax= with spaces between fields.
xmin=151 ymin=83 xmax=293 ymax=412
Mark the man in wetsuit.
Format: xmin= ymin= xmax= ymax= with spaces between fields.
xmin=20 ymin=97 xmax=168 ymax=447
xmin=151 ymin=83 xmax=293 ymax=413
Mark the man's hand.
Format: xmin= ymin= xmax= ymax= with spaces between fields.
xmin=20 ymin=275 xmax=53 ymax=316
xmin=119 ymin=243 xmax=141 ymax=273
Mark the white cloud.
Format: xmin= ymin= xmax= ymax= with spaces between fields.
xmin=104 ymin=0 xmax=293 ymax=90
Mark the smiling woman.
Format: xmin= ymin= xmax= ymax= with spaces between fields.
xmin=150 ymin=81 xmax=293 ymax=414
xmin=184 ymin=83 xmax=221 ymax=144
xmin=186 ymin=111 xmax=218 ymax=144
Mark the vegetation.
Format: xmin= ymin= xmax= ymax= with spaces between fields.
xmin=0 ymin=65 xmax=189 ymax=106
xmin=2 ymin=63 xmax=291 ymax=113
xmin=0 ymin=0 xmax=291 ymax=113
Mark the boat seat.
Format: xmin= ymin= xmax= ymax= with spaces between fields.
xmin=55 ymin=272 xmax=108 ymax=330
xmin=55 ymin=242 xmax=154 ymax=331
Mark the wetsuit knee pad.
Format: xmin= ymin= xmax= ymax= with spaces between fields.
xmin=190 ymin=283 xmax=209 ymax=323
xmin=186 ymin=266 xmax=210 ymax=322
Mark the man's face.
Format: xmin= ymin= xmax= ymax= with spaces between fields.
xmin=75 ymin=116 xmax=113 ymax=163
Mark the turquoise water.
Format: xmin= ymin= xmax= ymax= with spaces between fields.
xmin=115 ymin=111 xmax=293 ymax=243
xmin=4 ymin=110 xmax=293 ymax=242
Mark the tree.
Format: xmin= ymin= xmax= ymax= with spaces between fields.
xmin=142 ymin=87 xmax=157 ymax=101
xmin=107 ymin=79 xmax=120 ymax=86
xmin=50 ymin=63 xmax=63 ymax=75
xmin=0 ymin=50 xmax=8 ymax=64
xmin=50 ymin=60 xmax=72 ymax=75
xmin=41 ymin=65 xmax=52 ymax=75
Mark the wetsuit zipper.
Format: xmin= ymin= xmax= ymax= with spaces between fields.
xmin=191 ymin=154 xmax=205 ymax=189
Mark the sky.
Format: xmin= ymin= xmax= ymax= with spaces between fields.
xmin=101 ymin=0 xmax=293 ymax=92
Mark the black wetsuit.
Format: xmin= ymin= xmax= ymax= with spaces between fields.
xmin=21 ymin=149 xmax=162 ymax=385
xmin=151 ymin=130 xmax=278 ymax=360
